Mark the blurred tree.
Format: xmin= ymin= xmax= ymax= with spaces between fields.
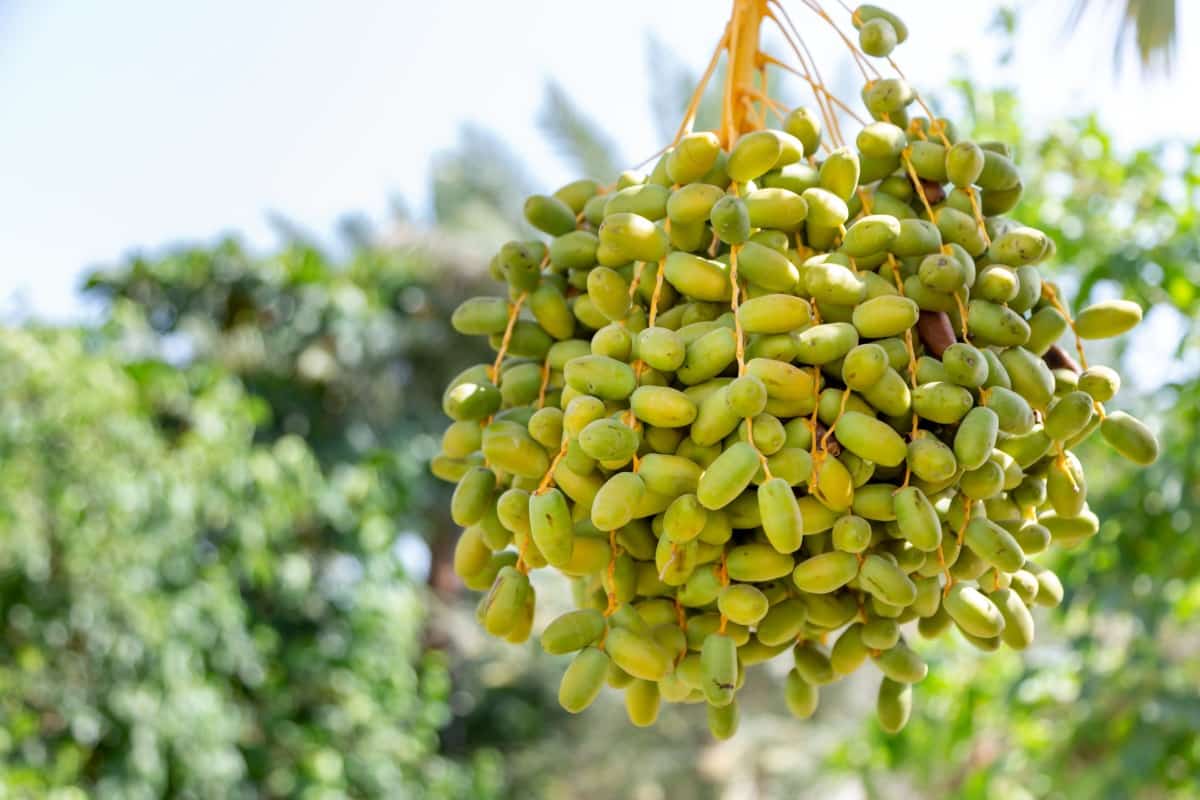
xmin=538 ymin=81 xmax=624 ymax=183
xmin=431 ymin=127 xmax=534 ymax=246
xmin=0 ymin=328 xmax=501 ymax=797
xmin=84 ymin=225 xmax=492 ymax=596
xmin=81 ymin=222 xmax=551 ymax=791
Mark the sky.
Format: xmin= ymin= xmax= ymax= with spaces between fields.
xmin=1 ymin=1 xmax=1196 ymax=321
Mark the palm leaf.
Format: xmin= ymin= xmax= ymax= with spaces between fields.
xmin=537 ymin=81 xmax=622 ymax=182
xmin=646 ymin=33 xmax=701 ymax=145
xmin=1068 ymin=0 xmax=1177 ymax=74
xmin=430 ymin=124 xmax=532 ymax=234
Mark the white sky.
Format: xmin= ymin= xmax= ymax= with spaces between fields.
xmin=2 ymin=1 xmax=1197 ymax=320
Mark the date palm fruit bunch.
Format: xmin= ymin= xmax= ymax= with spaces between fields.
xmin=433 ymin=1 xmax=1158 ymax=738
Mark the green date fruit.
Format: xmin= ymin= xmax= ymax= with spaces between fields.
xmin=437 ymin=15 xmax=1158 ymax=737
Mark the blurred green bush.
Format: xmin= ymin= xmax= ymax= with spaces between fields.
xmin=0 ymin=235 xmax=503 ymax=796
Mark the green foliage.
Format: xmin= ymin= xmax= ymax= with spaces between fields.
xmin=0 ymin=328 xmax=498 ymax=797
xmin=84 ymin=232 xmax=491 ymax=521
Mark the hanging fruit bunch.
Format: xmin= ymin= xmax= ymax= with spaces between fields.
xmin=432 ymin=0 xmax=1158 ymax=737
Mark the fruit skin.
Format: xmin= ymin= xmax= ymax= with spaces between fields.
xmin=592 ymin=472 xmax=645 ymax=531
xmin=853 ymin=5 xmax=909 ymax=42
xmin=529 ymin=489 xmax=574 ymax=568
xmin=793 ymin=643 xmax=834 ymax=685
xmin=599 ymin=212 xmax=668 ymax=263
xmin=946 ymin=141 xmax=985 ymax=187
xmin=757 ymin=598 xmax=809 ymax=646
xmin=1025 ymin=307 xmax=1067 ymax=355
xmin=795 ymin=322 xmax=859 ymax=365
xmin=984 ymin=387 xmax=1035 ymax=435
xmin=1045 ymin=391 xmax=1094 ymax=442
xmin=668 ymin=183 xmax=726 ymax=224
xmin=482 ymin=566 xmax=533 ymax=638
xmin=452 ymin=296 xmax=510 ymax=335
xmin=859 ymin=554 xmax=916 ymax=607
xmin=624 ymin=679 xmax=660 ymax=727
xmin=451 ymin=466 xmax=496 ymax=527
xmin=701 ymin=633 xmax=739 ymax=706
xmin=710 ymin=195 xmax=751 ymax=244
xmin=542 ymin=609 xmax=606 ymax=655
xmin=745 ymin=188 xmax=808 ymax=230
xmin=1046 ymin=450 xmax=1087 ymax=518
xmin=739 ymin=241 xmax=800 ymax=291
xmin=1000 ymin=347 xmax=1055 ymax=411
xmin=564 ymin=355 xmax=637 ymax=400
xmin=525 ymin=194 xmax=578 ymax=236
xmin=725 ymin=543 xmax=794 ymax=582
xmin=954 ymin=407 xmax=999 ymax=471
xmin=655 ymin=486 xmax=702 ymax=538
xmin=587 ymin=266 xmax=631 ymax=321
xmin=1079 ymin=366 xmax=1120 ymax=401
xmin=851 ymin=296 xmax=919 ymax=338
xmin=758 ymin=477 xmax=804 ymax=553
xmin=630 ymin=386 xmax=697 ymax=428
xmin=991 ymin=588 xmax=1035 ymax=650
xmin=842 ymin=344 xmax=888 ymax=390
xmin=907 ymin=435 xmax=957 ymax=483
xmin=832 ymin=515 xmax=872 ymax=553
xmin=664 ymin=252 xmax=731 ymax=302
xmin=697 ymin=442 xmax=761 ymax=511
xmin=718 ymin=584 xmax=769 ymax=625
xmin=874 ymin=643 xmax=928 ymax=684
xmin=876 ymin=678 xmax=912 ymax=733
xmin=606 ymin=627 xmax=672 ymax=682
xmin=894 ymin=486 xmax=941 ymax=552
xmin=707 ymin=698 xmax=740 ymax=739
xmin=578 ymin=417 xmax=639 ymax=461
xmin=858 ymin=17 xmax=897 ymax=58
xmin=1074 ymin=300 xmax=1143 ymax=339
xmin=784 ymin=669 xmax=819 ymax=719
xmin=968 ymin=300 xmax=1030 ymax=347
xmin=559 ymin=647 xmax=610 ymax=713
xmin=978 ymin=151 xmax=1021 ymax=192
xmin=842 ymin=213 xmax=900 ymax=256
xmin=964 ymin=516 xmax=1025 ymax=573
xmin=728 ymin=131 xmax=784 ymax=182
xmin=737 ymin=294 xmax=812 ymax=334
xmin=943 ymin=343 xmax=988 ymax=388
xmin=1100 ymin=411 xmax=1159 ymax=465
xmin=793 ymin=551 xmax=860 ymax=594
xmin=834 ymin=410 xmax=907 ymax=467
xmin=944 ymin=583 xmax=1005 ymax=638
xmin=912 ymin=381 xmax=974 ymax=425
xmin=727 ymin=375 xmax=768 ymax=418
xmin=784 ymin=108 xmax=821 ymax=154
xmin=667 ymin=132 xmax=722 ymax=184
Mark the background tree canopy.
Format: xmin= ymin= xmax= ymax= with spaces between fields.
xmin=0 ymin=7 xmax=1196 ymax=798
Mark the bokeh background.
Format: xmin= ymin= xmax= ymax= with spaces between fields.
xmin=1 ymin=1 xmax=1198 ymax=797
